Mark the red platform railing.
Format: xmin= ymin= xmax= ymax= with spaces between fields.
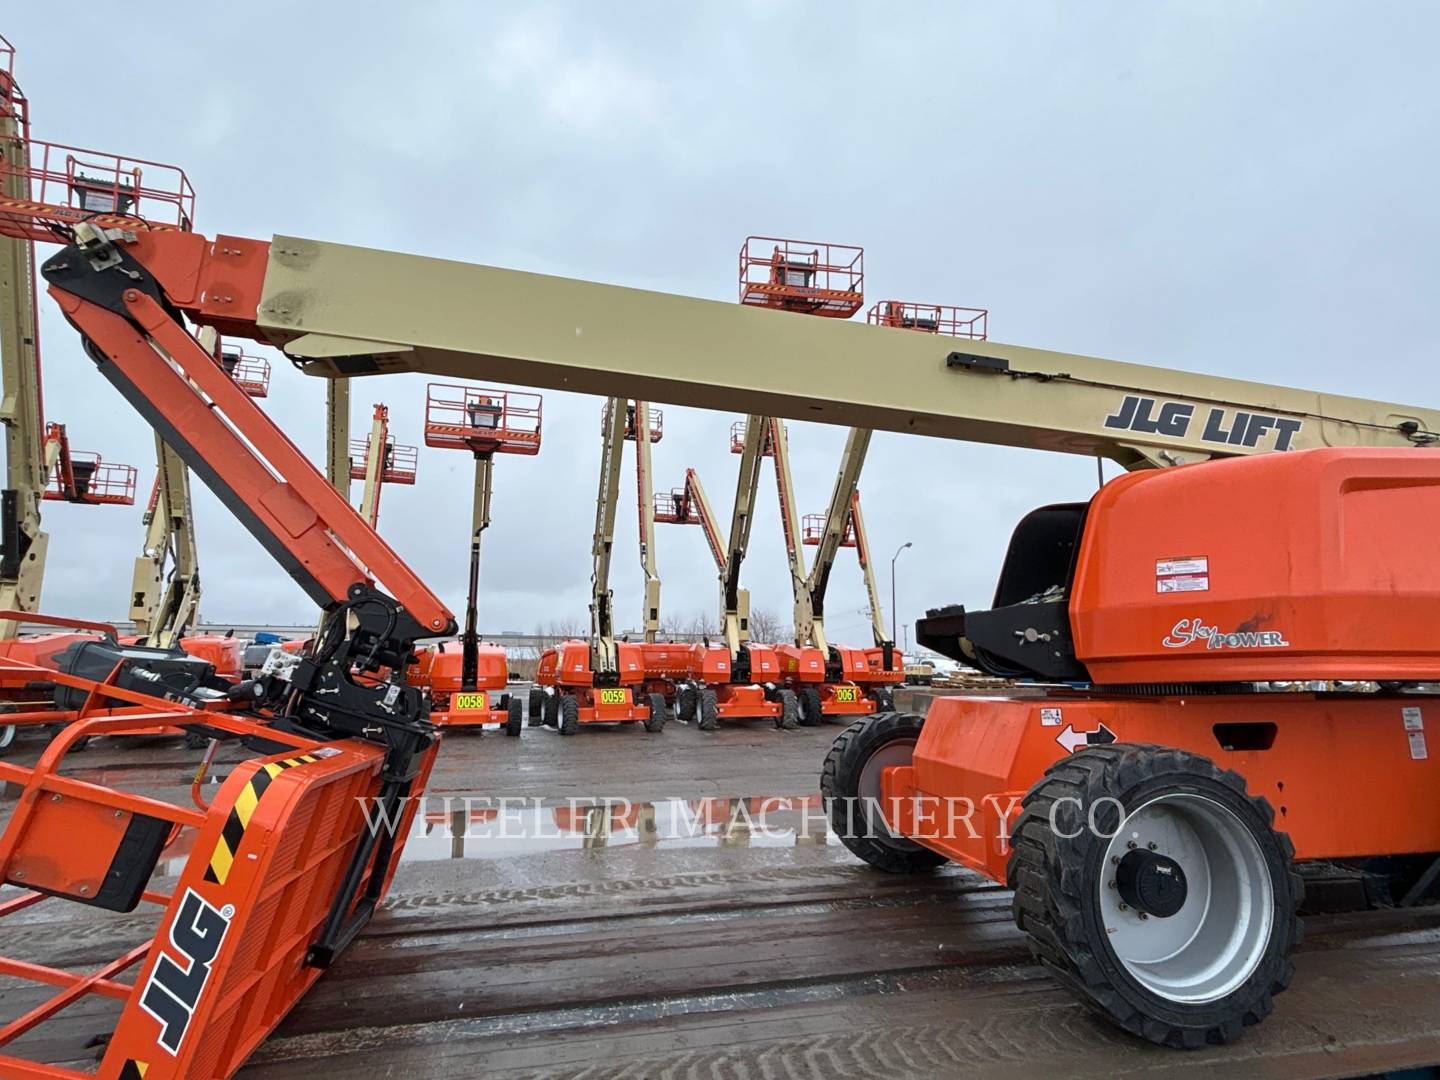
xmin=729 ymin=418 xmax=776 ymax=456
xmin=802 ymin=512 xmax=856 ymax=547
xmin=739 ymin=236 xmax=863 ymax=318
xmin=424 ymin=384 xmax=542 ymax=455
xmin=866 ymin=300 xmax=987 ymax=340
xmin=0 ymin=134 xmax=195 ymax=243
xmin=601 ymin=400 xmax=662 ymax=443
xmin=348 ymin=437 xmax=418 ymax=484
xmin=218 ymin=347 xmax=271 ymax=398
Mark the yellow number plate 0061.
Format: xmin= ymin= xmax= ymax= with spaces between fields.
xmin=452 ymin=693 xmax=489 ymax=712
xmin=834 ymin=687 xmax=860 ymax=703
xmin=597 ymin=688 xmax=628 ymax=705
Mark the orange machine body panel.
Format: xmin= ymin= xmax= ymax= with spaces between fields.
xmin=883 ymin=691 xmax=1440 ymax=884
xmin=178 ymin=635 xmax=242 ymax=678
xmin=417 ymin=644 xmax=508 ymax=694
xmin=535 ymin=641 xmax=654 ymax=724
xmin=0 ymin=632 xmax=100 ymax=672
xmin=1071 ymin=448 xmax=1440 ymax=684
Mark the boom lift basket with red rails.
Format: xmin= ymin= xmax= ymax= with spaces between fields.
xmin=422 ymin=384 xmax=541 ymax=734
xmin=41 ymin=422 xmax=137 ymax=505
xmin=739 ymin=236 xmax=863 ymax=318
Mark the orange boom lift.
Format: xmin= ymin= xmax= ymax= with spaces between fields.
xmin=0 ymin=216 xmax=457 ymax=1077
xmin=534 ymin=400 xmax=667 ymax=734
xmin=422 ymin=383 xmax=541 ymax=735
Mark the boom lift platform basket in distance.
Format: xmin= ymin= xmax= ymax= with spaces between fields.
xmin=601 ymin=398 xmax=663 ymax=443
xmin=421 ymin=383 xmax=542 ymax=733
xmin=218 ymin=345 xmax=271 ymax=398
xmin=802 ymin=511 xmax=855 ymax=546
xmin=739 ymin=236 xmax=863 ymax=318
xmin=866 ymin=300 xmax=988 ymax=339
xmin=42 ymin=423 xmax=137 ymax=505
xmin=347 ymin=435 xmax=418 ymax=485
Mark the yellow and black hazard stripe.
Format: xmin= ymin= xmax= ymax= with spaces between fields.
xmin=203 ymin=755 xmax=317 ymax=886
xmin=119 ymin=1060 xmax=148 ymax=1079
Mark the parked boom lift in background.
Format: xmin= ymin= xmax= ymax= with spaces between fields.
xmin=422 ymin=382 xmax=540 ymax=735
xmin=535 ymin=400 xmax=666 ymax=734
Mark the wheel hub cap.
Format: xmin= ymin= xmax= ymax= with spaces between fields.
xmin=1115 ymin=849 xmax=1188 ymax=918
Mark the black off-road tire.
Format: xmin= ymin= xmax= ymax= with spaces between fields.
xmin=870 ymin=687 xmax=895 ymax=713
xmin=676 ymin=685 xmax=697 ymax=724
xmin=505 ymin=697 xmax=524 ymax=737
xmin=644 ymin=692 xmax=668 ymax=733
xmin=1007 ymin=743 xmax=1303 ymax=1049
xmin=543 ymin=692 xmax=560 ymax=729
xmin=558 ymin=695 xmax=580 ymax=736
xmin=696 ymin=688 xmax=719 ymax=732
xmin=528 ymin=686 xmax=546 ymax=726
xmin=797 ymin=687 xmax=824 ymax=727
xmin=820 ymin=712 xmax=947 ymax=874
xmin=775 ymin=689 xmax=800 ymax=730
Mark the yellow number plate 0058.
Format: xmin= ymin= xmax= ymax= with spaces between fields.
xmin=452 ymin=693 xmax=489 ymax=712
xmin=834 ymin=687 xmax=860 ymax=703
xmin=597 ymin=688 xmax=628 ymax=705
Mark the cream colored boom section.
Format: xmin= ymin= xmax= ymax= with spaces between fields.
xmin=262 ymin=237 xmax=1439 ymax=469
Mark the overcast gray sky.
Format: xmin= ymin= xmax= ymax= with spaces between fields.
xmin=5 ymin=2 xmax=1437 ymax=646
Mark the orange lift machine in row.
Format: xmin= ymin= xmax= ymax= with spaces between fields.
xmin=533 ymin=400 xmax=667 ymax=734
xmin=421 ymin=383 xmax=541 ymax=735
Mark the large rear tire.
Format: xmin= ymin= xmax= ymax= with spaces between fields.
xmin=696 ymin=688 xmax=719 ymax=732
xmin=870 ymin=687 xmax=894 ymax=713
xmin=505 ymin=697 xmax=524 ymax=737
xmin=676 ymin=685 xmax=697 ymax=724
xmin=1008 ymin=744 xmax=1302 ymax=1048
xmin=797 ymin=687 xmax=823 ymax=727
xmin=527 ymin=686 xmax=546 ymax=727
xmin=820 ymin=712 xmax=947 ymax=874
xmin=775 ymin=689 xmax=800 ymax=731
xmin=558 ymin=695 xmax=580 ymax=736
xmin=543 ymin=693 xmax=560 ymax=729
xmin=644 ymin=692 xmax=668 ymax=733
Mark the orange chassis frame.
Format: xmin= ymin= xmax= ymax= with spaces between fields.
xmin=883 ymin=691 xmax=1440 ymax=884
xmin=0 ymin=652 xmax=433 ymax=1079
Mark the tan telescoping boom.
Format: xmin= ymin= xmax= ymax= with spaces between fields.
xmin=264 ymin=237 xmax=1436 ymax=468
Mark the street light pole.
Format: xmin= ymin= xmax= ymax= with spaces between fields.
xmin=890 ymin=541 xmax=912 ymax=647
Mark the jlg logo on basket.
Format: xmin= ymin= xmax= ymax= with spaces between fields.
xmin=139 ymin=889 xmax=234 ymax=1055
xmin=1163 ymin=618 xmax=1290 ymax=651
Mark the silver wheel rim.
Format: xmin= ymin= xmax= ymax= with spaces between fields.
xmin=857 ymin=736 xmax=918 ymax=843
xmin=1098 ymin=793 xmax=1274 ymax=1003
xmin=0 ymin=724 xmax=13 ymax=750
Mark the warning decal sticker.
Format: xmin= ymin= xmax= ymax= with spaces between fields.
xmin=1157 ymin=556 xmax=1209 ymax=594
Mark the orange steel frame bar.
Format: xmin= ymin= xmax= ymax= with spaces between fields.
xmin=43 ymin=232 xmax=453 ymax=633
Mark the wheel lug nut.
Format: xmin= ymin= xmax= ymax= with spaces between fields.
xmin=1118 ymin=903 xmax=1128 ymax=911
xmin=1147 ymin=842 xmax=1157 ymax=851
xmin=1111 ymin=856 xmax=1120 ymax=865
xmin=1126 ymin=840 xmax=1137 ymax=849
xmin=1108 ymin=880 xmax=1117 ymax=889
xmin=1138 ymin=912 xmax=1148 ymax=920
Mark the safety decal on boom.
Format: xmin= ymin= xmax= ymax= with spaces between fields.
xmin=203 ymin=755 xmax=317 ymax=886
xmin=119 ymin=1061 xmax=149 ymax=1079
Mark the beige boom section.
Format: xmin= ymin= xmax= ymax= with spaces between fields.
xmin=256 ymin=236 xmax=1439 ymax=470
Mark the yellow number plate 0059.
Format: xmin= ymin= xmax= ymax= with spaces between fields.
xmin=834 ymin=687 xmax=860 ymax=703
xmin=452 ymin=693 xmax=489 ymax=712
xmin=597 ymin=688 xmax=628 ymax=705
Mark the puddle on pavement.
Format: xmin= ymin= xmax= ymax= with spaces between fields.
xmin=399 ymin=796 xmax=833 ymax=862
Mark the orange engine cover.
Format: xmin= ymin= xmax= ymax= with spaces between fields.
xmin=0 ymin=632 xmax=101 ymax=673
xmin=1073 ymin=448 xmax=1440 ymax=683
xmin=179 ymin=635 xmax=242 ymax=678
xmin=419 ymin=643 xmax=508 ymax=692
